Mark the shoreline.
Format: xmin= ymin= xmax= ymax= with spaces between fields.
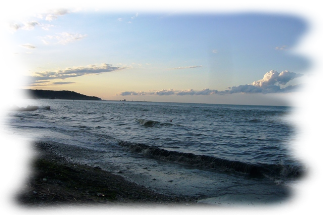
xmin=16 ymin=141 xmax=198 ymax=206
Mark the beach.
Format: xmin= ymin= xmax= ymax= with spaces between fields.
xmin=16 ymin=141 xmax=197 ymax=206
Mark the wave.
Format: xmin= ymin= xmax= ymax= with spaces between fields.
xmin=118 ymin=141 xmax=304 ymax=180
xmin=136 ymin=119 xmax=173 ymax=127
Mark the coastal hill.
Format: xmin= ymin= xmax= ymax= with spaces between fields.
xmin=26 ymin=89 xmax=102 ymax=100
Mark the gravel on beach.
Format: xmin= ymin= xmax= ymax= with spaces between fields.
xmin=16 ymin=142 xmax=198 ymax=207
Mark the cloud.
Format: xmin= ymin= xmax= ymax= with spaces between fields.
xmin=120 ymin=91 xmax=138 ymax=96
xmin=251 ymin=70 xmax=302 ymax=87
xmin=118 ymin=13 xmax=139 ymax=24
xmin=12 ymin=16 xmax=39 ymax=30
xmin=21 ymin=44 xmax=36 ymax=49
xmin=275 ymin=45 xmax=288 ymax=50
xmin=42 ymin=32 xmax=87 ymax=45
xmin=35 ymin=9 xmax=69 ymax=21
xmin=0 ymin=0 xmax=112 ymax=32
xmin=230 ymin=0 xmax=267 ymax=8
xmin=173 ymin=65 xmax=202 ymax=69
xmin=307 ymin=74 xmax=317 ymax=78
xmin=120 ymin=89 xmax=218 ymax=96
xmin=119 ymin=70 xmax=302 ymax=96
xmin=30 ymin=63 xmax=126 ymax=86
xmin=131 ymin=13 xmax=139 ymax=19
xmin=0 ymin=14 xmax=20 ymax=32
xmin=52 ymin=81 xmax=75 ymax=85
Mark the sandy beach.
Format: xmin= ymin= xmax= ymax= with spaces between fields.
xmin=16 ymin=141 xmax=197 ymax=206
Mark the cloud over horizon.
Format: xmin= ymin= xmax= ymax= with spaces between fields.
xmin=119 ymin=70 xmax=302 ymax=96
xmin=29 ymin=63 xmax=126 ymax=86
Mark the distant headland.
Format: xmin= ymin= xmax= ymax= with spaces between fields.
xmin=26 ymin=89 xmax=102 ymax=101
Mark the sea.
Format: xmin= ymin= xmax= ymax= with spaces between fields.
xmin=7 ymin=99 xmax=304 ymax=205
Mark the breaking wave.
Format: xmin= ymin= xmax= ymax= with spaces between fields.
xmin=118 ymin=140 xmax=304 ymax=180
xmin=136 ymin=118 xmax=173 ymax=127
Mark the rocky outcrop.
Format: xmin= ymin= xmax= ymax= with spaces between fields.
xmin=26 ymin=90 xmax=102 ymax=100
xmin=0 ymin=104 xmax=50 ymax=111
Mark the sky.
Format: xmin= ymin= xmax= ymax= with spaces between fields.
xmin=4 ymin=9 xmax=310 ymax=106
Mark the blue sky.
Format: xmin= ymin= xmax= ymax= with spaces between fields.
xmin=7 ymin=9 xmax=310 ymax=105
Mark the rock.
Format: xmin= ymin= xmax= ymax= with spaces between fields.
xmin=288 ymin=198 xmax=323 ymax=215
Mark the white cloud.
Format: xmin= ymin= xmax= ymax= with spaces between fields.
xmin=42 ymin=32 xmax=87 ymax=45
xmin=230 ymin=0 xmax=267 ymax=8
xmin=173 ymin=65 xmax=202 ymax=69
xmin=252 ymin=70 xmax=301 ymax=87
xmin=120 ymin=89 xmax=219 ymax=96
xmin=35 ymin=9 xmax=69 ymax=21
xmin=21 ymin=44 xmax=36 ymax=49
xmin=119 ymin=70 xmax=302 ymax=96
xmin=131 ymin=13 xmax=139 ymax=19
xmin=29 ymin=63 xmax=126 ymax=86
xmin=0 ymin=0 xmax=112 ymax=32
xmin=0 ymin=14 xmax=20 ymax=32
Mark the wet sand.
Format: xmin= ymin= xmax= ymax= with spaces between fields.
xmin=16 ymin=142 xmax=197 ymax=207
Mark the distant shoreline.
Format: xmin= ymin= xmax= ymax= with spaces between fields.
xmin=25 ymin=89 xmax=102 ymax=101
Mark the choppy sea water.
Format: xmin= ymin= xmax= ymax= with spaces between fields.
xmin=7 ymin=99 xmax=303 ymax=205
